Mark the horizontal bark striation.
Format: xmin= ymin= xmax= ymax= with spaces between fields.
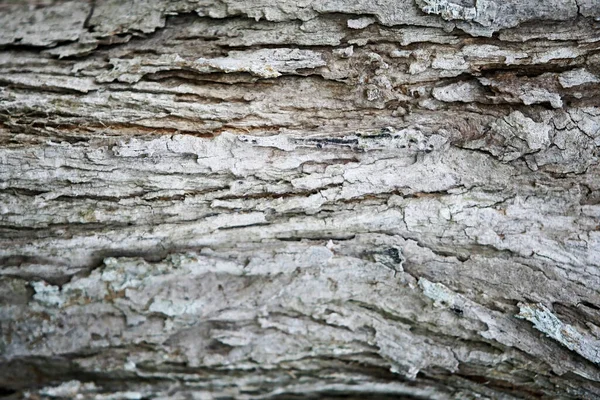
xmin=1 ymin=0 xmax=600 ymax=399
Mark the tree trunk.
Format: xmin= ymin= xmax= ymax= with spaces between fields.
xmin=1 ymin=0 xmax=600 ymax=398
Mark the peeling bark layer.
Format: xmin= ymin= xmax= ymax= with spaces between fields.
xmin=1 ymin=0 xmax=600 ymax=399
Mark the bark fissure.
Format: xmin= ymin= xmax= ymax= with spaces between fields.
xmin=1 ymin=0 xmax=600 ymax=399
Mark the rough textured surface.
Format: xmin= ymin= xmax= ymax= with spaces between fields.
xmin=1 ymin=0 xmax=600 ymax=399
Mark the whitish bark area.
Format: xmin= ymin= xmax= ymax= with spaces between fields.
xmin=1 ymin=0 xmax=600 ymax=398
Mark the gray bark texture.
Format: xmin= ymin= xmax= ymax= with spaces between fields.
xmin=1 ymin=0 xmax=600 ymax=398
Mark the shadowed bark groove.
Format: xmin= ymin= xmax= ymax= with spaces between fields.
xmin=1 ymin=0 xmax=600 ymax=399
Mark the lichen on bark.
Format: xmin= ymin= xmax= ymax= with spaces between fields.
xmin=1 ymin=0 xmax=600 ymax=399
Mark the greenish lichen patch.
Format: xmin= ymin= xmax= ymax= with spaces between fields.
xmin=517 ymin=302 xmax=600 ymax=365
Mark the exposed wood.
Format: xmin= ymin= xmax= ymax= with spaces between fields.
xmin=1 ymin=0 xmax=600 ymax=398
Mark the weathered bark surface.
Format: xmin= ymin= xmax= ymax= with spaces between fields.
xmin=1 ymin=0 xmax=600 ymax=398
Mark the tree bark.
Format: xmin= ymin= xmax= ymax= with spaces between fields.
xmin=1 ymin=0 xmax=600 ymax=398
